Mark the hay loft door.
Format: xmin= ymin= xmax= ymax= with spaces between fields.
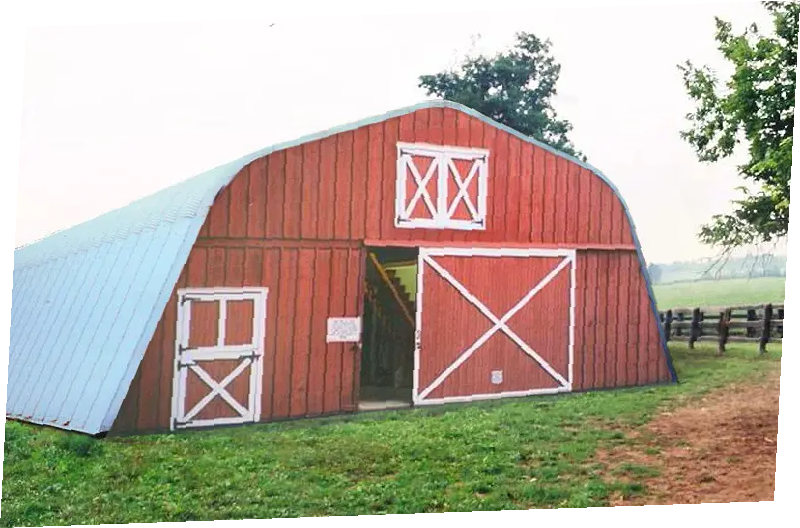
xmin=171 ymin=287 xmax=267 ymax=431
xmin=414 ymin=248 xmax=576 ymax=405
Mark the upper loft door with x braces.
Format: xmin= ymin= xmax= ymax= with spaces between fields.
xmin=413 ymin=248 xmax=576 ymax=405
xmin=171 ymin=287 xmax=267 ymax=430
xmin=395 ymin=142 xmax=489 ymax=230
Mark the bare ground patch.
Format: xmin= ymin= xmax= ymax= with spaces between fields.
xmin=598 ymin=368 xmax=780 ymax=506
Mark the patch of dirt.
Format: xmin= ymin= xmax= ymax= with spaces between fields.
xmin=598 ymin=369 xmax=780 ymax=506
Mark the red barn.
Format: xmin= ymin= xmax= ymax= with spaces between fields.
xmin=8 ymin=100 xmax=676 ymax=436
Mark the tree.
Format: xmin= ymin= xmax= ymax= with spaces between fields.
xmin=647 ymin=263 xmax=663 ymax=284
xmin=679 ymin=1 xmax=797 ymax=251
xmin=418 ymin=32 xmax=584 ymax=160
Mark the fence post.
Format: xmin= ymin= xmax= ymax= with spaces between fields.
xmin=689 ymin=308 xmax=702 ymax=349
xmin=664 ymin=310 xmax=673 ymax=342
xmin=676 ymin=311 xmax=685 ymax=338
xmin=759 ymin=303 xmax=773 ymax=355
xmin=777 ymin=306 xmax=784 ymax=340
xmin=718 ymin=308 xmax=731 ymax=355
xmin=746 ymin=308 xmax=757 ymax=338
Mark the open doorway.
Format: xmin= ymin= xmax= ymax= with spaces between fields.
xmin=359 ymin=247 xmax=418 ymax=411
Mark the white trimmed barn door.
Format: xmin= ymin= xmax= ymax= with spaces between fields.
xmin=414 ymin=248 xmax=575 ymax=405
xmin=171 ymin=287 xmax=267 ymax=430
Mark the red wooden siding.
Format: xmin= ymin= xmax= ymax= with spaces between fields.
xmin=112 ymin=242 xmax=364 ymax=435
xmin=572 ymin=250 xmax=670 ymax=391
xmin=195 ymin=107 xmax=635 ymax=249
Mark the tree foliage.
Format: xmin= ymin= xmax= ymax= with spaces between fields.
xmin=679 ymin=1 xmax=797 ymax=249
xmin=418 ymin=32 xmax=584 ymax=160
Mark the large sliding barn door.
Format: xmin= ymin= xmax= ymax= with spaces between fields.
xmin=414 ymin=248 xmax=575 ymax=405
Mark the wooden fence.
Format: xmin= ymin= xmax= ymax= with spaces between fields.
xmin=658 ymin=303 xmax=784 ymax=355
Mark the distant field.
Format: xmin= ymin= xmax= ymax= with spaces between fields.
xmin=653 ymin=277 xmax=785 ymax=309
xmin=386 ymin=265 xmax=785 ymax=311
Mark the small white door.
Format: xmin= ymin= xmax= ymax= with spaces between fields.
xmin=171 ymin=287 xmax=268 ymax=430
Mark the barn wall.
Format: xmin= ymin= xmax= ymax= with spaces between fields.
xmin=196 ymin=107 xmax=634 ymax=249
xmin=112 ymin=240 xmax=364 ymax=435
xmin=572 ymin=249 xmax=671 ymax=391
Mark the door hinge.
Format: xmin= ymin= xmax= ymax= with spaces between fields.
xmin=177 ymin=360 xmax=196 ymax=369
xmin=238 ymin=352 xmax=261 ymax=361
xmin=180 ymin=295 xmax=201 ymax=306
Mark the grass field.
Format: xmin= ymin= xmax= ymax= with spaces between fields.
xmin=653 ymin=277 xmax=785 ymax=309
xmin=1 ymin=342 xmax=781 ymax=526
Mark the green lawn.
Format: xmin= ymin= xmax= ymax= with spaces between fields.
xmin=653 ymin=277 xmax=785 ymax=309
xmin=1 ymin=342 xmax=781 ymax=526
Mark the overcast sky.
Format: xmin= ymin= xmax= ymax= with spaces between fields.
xmin=16 ymin=1 xmax=783 ymax=264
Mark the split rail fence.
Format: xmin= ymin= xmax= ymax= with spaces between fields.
xmin=658 ymin=303 xmax=784 ymax=354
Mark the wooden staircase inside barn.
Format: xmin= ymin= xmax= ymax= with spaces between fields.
xmin=360 ymin=252 xmax=416 ymax=401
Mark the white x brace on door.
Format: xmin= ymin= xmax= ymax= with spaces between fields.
xmin=171 ymin=287 xmax=267 ymax=430
xmin=413 ymin=248 xmax=576 ymax=405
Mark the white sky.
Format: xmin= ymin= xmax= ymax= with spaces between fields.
xmin=16 ymin=1 xmax=783 ymax=264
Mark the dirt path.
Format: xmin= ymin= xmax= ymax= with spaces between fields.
xmin=601 ymin=369 xmax=780 ymax=506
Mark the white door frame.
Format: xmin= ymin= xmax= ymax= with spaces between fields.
xmin=413 ymin=247 xmax=576 ymax=406
xmin=170 ymin=287 xmax=268 ymax=431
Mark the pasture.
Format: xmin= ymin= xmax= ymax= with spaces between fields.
xmin=1 ymin=341 xmax=781 ymax=526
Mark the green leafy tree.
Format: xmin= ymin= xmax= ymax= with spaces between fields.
xmin=647 ymin=263 xmax=663 ymax=284
xmin=419 ymin=32 xmax=584 ymax=160
xmin=679 ymin=1 xmax=797 ymax=250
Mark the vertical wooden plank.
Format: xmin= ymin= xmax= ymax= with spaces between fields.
xmin=572 ymin=252 xmax=586 ymax=391
xmin=605 ymin=253 xmax=619 ymax=388
xmin=340 ymin=248 xmax=361 ymax=411
xmin=530 ymin=146 xmax=546 ymax=243
xmin=637 ymin=264 xmax=652 ymax=385
xmin=300 ymin=142 xmax=320 ymax=240
xmin=492 ymin=130 xmax=510 ymax=240
xmin=334 ymin=132 xmax=355 ymax=240
xmin=541 ymin=153 xmax=557 ymax=244
xmin=265 ymin=151 xmax=286 ymax=238
xmin=381 ymin=119 xmax=399 ymax=241
xmin=365 ymin=124 xmax=384 ymax=240
xmin=260 ymin=248 xmax=280 ymax=420
xmin=324 ymin=249 xmax=348 ymax=413
xmin=577 ymin=168 xmax=592 ymax=244
xmin=564 ymin=164 xmax=579 ymax=244
xmin=289 ymin=249 xmax=315 ymax=417
xmin=283 ymin=146 xmax=303 ymax=239
xmin=411 ymin=109 xmax=431 ymax=242
xmin=518 ymin=143 xmax=534 ymax=243
xmin=317 ymin=137 xmax=337 ymax=240
xmin=626 ymin=254 xmax=642 ymax=386
xmin=228 ymin=168 xmax=249 ymax=238
xmin=155 ymin=270 xmax=188 ymax=430
xmin=554 ymin=158 xmax=569 ymax=243
xmin=506 ymin=137 xmax=522 ymax=244
xmin=207 ymin=188 xmax=230 ymax=238
xmin=271 ymin=248 xmax=298 ymax=419
xmin=207 ymin=247 xmax=226 ymax=285
xmin=589 ymin=171 xmax=603 ymax=245
xmin=114 ymin=366 xmax=142 ymax=433
xmin=593 ymin=252 xmax=609 ymax=389
xmin=134 ymin=316 xmax=164 ymax=432
xmin=351 ymin=127 xmax=370 ymax=240
xmin=430 ymin=107 xmax=445 ymax=145
xmin=583 ymin=252 xmax=599 ymax=390
xmin=397 ymin=112 xmax=417 ymax=242
xmin=599 ymin=184 xmax=614 ymax=246
xmin=247 ymin=158 xmax=267 ymax=239
xmin=243 ymin=248 xmax=263 ymax=287
xmin=306 ymin=249 xmax=331 ymax=416
xmin=616 ymin=254 xmax=631 ymax=386
xmin=226 ymin=248 xmax=245 ymax=286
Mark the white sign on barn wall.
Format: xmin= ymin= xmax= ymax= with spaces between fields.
xmin=326 ymin=317 xmax=362 ymax=343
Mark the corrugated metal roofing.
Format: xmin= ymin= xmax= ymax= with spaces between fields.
xmin=7 ymin=99 xmax=672 ymax=435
